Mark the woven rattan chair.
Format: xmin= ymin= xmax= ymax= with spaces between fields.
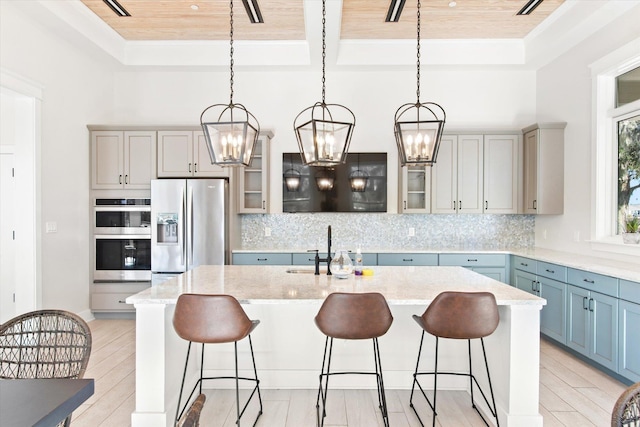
xmin=176 ymin=393 xmax=206 ymax=427
xmin=612 ymin=382 xmax=640 ymax=427
xmin=0 ymin=309 xmax=92 ymax=427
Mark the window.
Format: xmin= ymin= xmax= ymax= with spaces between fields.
xmin=617 ymin=112 xmax=640 ymax=234
xmin=591 ymin=42 xmax=640 ymax=254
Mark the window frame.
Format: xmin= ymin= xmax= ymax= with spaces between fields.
xmin=591 ymin=39 xmax=640 ymax=256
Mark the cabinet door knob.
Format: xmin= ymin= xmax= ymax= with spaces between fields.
xmin=588 ymin=298 xmax=595 ymax=312
xmin=194 ymin=163 xmax=198 ymax=173
xmin=485 ymin=201 xmax=488 ymax=210
xmin=119 ymin=174 xmax=122 ymax=185
xmin=583 ymin=296 xmax=589 ymax=310
xmin=124 ymin=174 xmax=128 ymax=185
xmin=188 ymin=163 xmax=192 ymax=173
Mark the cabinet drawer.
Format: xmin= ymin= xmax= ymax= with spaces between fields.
xmin=620 ymin=279 xmax=640 ymax=304
xmin=512 ymin=256 xmax=537 ymax=274
xmin=232 ymin=253 xmax=292 ymax=265
xmin=439 ymin=253 xmax=506 ymax=267
xmin=537 ymin=261 xmax=567 ymax=282
xmin=292 ymin=252 xmax=377 ymax=266
xmin=377 ymin=253 xmax=438 ymax=266
xmin=568 ymin=268 xmax=618 ymax=297
xmin=292 ymin=252 xmax=329 ymax=265
xmin=91 ymin=293 xmax=135 ymax=311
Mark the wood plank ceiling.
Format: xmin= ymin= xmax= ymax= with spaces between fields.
xmin=79 ymin=0 xmax=565 ymax=41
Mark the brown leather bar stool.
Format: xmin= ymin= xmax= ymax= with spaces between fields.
xmin=314 ymin=292 xmax=394 ymax=427
xmin=409 ymin=291 xmax=500 ymax=427
xmin=173 ymin=293 xmax=262 ymax=427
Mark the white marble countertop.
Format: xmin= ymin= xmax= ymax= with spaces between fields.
xmin=233 ymin=247 xmax=640 ymax=283
xmin=127 ymin=265 xmax=544 ymax=306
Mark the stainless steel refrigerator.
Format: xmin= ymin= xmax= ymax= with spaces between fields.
xmin=151 ymin=179 xmax=228 ymax=285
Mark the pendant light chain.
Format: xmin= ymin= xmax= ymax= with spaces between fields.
xmin=229 ymin=0 xmax=235 ymax=105
xmin=321 ymin=0 xmax=327 ymax=105
xmin=416 ymin=0 xmax=421 ymax=104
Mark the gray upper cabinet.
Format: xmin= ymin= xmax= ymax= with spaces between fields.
xmin=237 ymin=133 xmax=272 ymax=213
xmin=483 ymin=134 xmax=521 ymax=214
xmin=398 ymin=165 xmax=431 ymax=213
xmin=157 ymin=130 xmax=229 ymax=178
xmin=522 ymin=123 xmax=566 ymax=214
xmin=91 ymin=130 xmax=156 ymax=190
xmin=432 ymin=135 xmax=484 ymax=214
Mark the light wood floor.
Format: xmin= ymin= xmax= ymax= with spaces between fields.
xmin=69 ymin=319 xmax=628 ymax=426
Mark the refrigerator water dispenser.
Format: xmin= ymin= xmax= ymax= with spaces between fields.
xmin=157 ymin=213 xmax=178 ymax=244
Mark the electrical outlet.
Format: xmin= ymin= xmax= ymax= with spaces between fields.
xmin=264 ymin=227 xmax=271 ymax=237
xmin=45 ymin=221 xmax=57 ymax=233
xmin=408 ymin=227 xmax=415 ymax=237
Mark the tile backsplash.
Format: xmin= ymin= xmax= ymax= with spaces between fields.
xmin=239 ymin=214 xmax=535 ymax=251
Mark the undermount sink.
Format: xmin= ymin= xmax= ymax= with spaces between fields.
xmin=286 ymin=268 xmax=326 ymax=274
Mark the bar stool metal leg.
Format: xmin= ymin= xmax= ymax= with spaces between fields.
xmin=373 ymin=337 xmax=390 ymax=427
xmin=314 ymin=293 xmax=393 ymax=427
xmin=316 ymin=336 xmax=334 ymax=427
xmin=410 ymin=292 xmax=501 ymax=427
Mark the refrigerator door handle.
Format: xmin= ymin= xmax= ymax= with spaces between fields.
xmin=187 ymin=185 xmax=194 ymax=267
xmin=180 ymin=186 xmax=186 ymax=266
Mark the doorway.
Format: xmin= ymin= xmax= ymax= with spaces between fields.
xmin=0 ymin=72 xmax=42 ymax=322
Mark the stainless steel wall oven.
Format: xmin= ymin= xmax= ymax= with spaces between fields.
xmin=93 ymin=198 xmax=151 ymax=282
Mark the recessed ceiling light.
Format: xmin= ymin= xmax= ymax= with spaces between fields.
xmin=449 ymin=1 xmax=457 ymax=7
xmin=102 ymin=0 xmax=130 ymax=17
xmin=190 ymin=4 xmax=199 ymax=11
xmin=385 ymin=0 xmax=407 ymax=23
xmin=517 ymin=0 xmax=544 ymax=15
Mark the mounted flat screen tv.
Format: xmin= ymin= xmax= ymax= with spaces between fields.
xmin=282 ymin=152 xmax=387 ymax=213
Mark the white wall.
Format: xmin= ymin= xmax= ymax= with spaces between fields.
xmin=0 ymin=2 xmax=118 ymax=315
xmin=536 ymin=4 xmax=640 ymax=264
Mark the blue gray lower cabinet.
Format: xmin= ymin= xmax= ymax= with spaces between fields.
xmin=512 ymin=264 xmax=567 ymax=345
xmin=439 ymin=253 xmax=507 ymax=283
xmin=232 ymin=253 xmax=292 ymax=265
xmin=514 ymin=269 xmax=538 ymax=296
xmin=619 ymin=279 xmax=640 ymax=382
xmin=539 ymin=276 xmax=567 ymax=344
xmin=291 ymin=252 xmax=377 ymax=266
xmin=566 ymin=284 xmax=618 ymax=372
xmin=376 ymin=253 xmax=438 ymax=266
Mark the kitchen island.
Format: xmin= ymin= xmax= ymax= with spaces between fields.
xmin=126 ymin=265 xmax=545 ymax=427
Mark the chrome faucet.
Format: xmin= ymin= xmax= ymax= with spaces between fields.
xmin=310 ymin=225 xmax=332 ymax=276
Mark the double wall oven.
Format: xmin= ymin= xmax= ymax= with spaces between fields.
xmin=93 ymin=198 xmax=151 ymax=282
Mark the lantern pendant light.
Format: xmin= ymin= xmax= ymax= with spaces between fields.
xmin=394 ymin=0 xmax=446 ymax=167
xmin=293 ymin=0 xmax=355 ymax=167
xmin=201 ymin=0 xmax=261 ymax=167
